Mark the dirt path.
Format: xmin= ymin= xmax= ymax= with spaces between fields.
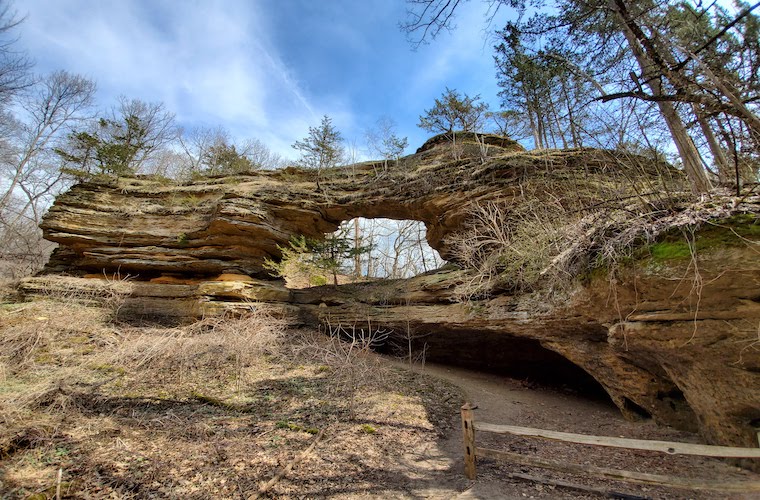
xmin=416 ymin=362 xmax=621 ymax=431
xmin=387 ymin=361 xmax=760 ymax=500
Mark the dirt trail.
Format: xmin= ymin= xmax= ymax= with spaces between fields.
xmin=416 ymin=362 xmax=621 ymax=431
xmin=384 ymin=361 xmax=760 ymax=500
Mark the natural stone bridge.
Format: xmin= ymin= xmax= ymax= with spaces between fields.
xmin=24 ymin=133 xmax=760 ymax=464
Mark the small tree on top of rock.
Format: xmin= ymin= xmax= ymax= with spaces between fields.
xmin=418 ymin=88 xmax=489 ymax=135
xmin=292 ymin=115 xmax=344 ymax=189
xmin=201 ymin=142 xmax=253 ymax=175
xmin=418 ymin=88 xmax=489 ymax=159
xmin=366 ymin=116 xmax=409 ymax=173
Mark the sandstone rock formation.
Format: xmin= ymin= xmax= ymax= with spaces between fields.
xmin=26 ymin=133 xmax=760 ymax=460
xmin=39 ymin=133 xmax=672 ymax=278
xmin=292 ymin=237 xmax=760 ymax=456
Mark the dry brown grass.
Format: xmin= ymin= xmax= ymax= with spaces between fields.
xmin=446 ymin=183 xmax=760 ymax=302
xmin=289 ymin=320 xmax=395 ymax=419
xmin=0 ymin=290 xmax=463 ymax=498
xmin=0 ymin=300 xmax=122 ymax=432
xmin=106 ymin=306 xmax=285 ymax=387
xmin=446 ymin=199 xmax=587 ymax=300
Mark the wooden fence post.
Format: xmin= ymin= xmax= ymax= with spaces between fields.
xmin=461 ymin=402 xmax=478 ymax=480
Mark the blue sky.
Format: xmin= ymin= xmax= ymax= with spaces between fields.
xmin=17 ymin=0 xmax=513 ymax=159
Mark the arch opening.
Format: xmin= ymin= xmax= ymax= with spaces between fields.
xmin=352 ymin=218 xmax=444 ymax=279
xmin=275 ymin=217 xmax=445 ymax=288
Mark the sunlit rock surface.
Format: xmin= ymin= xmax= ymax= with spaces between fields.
xmin=28 ymin=133 xmax=760 ymax=458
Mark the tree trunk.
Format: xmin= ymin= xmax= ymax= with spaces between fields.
xmin=692 ymin=104 xmax=730 ymax=183
xmin=524 ymin=89 xmax=542 ymax=149
xmin=353 ymin=218 xmax=361 ymax=278
xmin=686 ymin=49 xmax=760 ymax=142
xmin=561 ymin=80 xmax=581 ymax=147
xmin=609 ymin=0 xmax=711 ymax=193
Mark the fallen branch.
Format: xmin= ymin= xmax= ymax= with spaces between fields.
xmin=250 ymin=429 xmax=326 ymax=499
xmin=504 ymin=471 xmax=649 ymax=500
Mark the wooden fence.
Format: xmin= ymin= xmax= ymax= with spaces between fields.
xmin=460 ymin=403 xmax=760 ymax=493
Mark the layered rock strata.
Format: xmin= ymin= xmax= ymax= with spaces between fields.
xmin=39 ymin=134 xmax=670 ymax=278
xmin=28 ymin=134 xmax=760 ymax=460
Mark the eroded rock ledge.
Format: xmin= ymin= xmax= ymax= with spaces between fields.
xmin=27 ymin=134 xmax=760 ymax=460
xmin=292 ymin=239 xmax=760 ymax=455
xmin=39 ymin=134 xmax=672 ymax=278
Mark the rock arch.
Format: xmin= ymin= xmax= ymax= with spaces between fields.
xmin=30 ymin=134 xmax=760 ymax=459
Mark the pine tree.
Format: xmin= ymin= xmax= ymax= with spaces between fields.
xmin=292 ymin=115 xmax=344 ymax=189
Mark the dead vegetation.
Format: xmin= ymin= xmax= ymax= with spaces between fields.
xmin=446 ymin=185 xmax=760 ymax=302
xmin=0 ymin=292 xmax=463 ymax=498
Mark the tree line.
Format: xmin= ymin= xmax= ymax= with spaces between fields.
xmin=403 ymin=0 xmax=760 ymax=194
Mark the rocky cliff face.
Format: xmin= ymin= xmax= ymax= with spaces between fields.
xmin=288 ymin=227 xmax=760 ymax=454
xmin=39 ymin=134 xmax=672 ymax=278
xmin=28 ymin=133 xmax=760 ymax=459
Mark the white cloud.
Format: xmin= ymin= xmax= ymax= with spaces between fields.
xmin=17 ymin=0 xmax=507 ymax=160
xmin=18 ymin=0 xmax=340 ymax=157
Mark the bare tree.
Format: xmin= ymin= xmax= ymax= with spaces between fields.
xmin=0 ymin=71 xmax=96 ymax=277
xmin=110 ymin=97 xmax=177 ymax=173
xmin=1 ymin=71 xmax=95 ymax=212
xmin=178 ymin=125 xmax=229 ymax=175
xmin=0 ymin=0 xmax=32 ymax=104
xmin=178 ymin=126 xmax=286 ymax=178
xmin=357 ymin=218 xmax=443 ymax=279
xmin=400 ymin=0 xmax=466 ymax=48
xmin=365 ymin=116 xmax=408 ymax=173
xmin=240 ymin=138 xmax=286 ymax=170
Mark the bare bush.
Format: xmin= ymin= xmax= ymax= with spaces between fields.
xmin=106 ymin=305 xmax=286 ymax=387
xmin=447 ymin=184 xmax=760 ymax=302
xmin=290 ymin=318 xmax=393 ymax=419
xmin=446 ymin=199 xmax=584 ymax=300
xmin=24 ymin=274 xmax=133 ymax=313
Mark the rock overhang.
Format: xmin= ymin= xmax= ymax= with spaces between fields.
xmin=28 ymin=134 xmax=760 ymax=462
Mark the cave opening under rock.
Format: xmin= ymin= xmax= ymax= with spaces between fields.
xmin=392 ymin=327 xmax=616 ymax=406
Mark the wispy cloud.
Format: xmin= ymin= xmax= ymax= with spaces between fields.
xmin=19 ymin=0 xmax=333 ymax=157
xmin=18 ymin=0 xmax=510 ymax=159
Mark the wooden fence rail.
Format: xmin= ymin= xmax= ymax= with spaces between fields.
xmin=460 ymin=403 xmax=760 ymax=493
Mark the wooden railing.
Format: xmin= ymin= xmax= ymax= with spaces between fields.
xmin=460 ymin=403 xmax=760 ymax=493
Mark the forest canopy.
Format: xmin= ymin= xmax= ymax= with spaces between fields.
xmin=404 ymin=0 xmax=760 ymax=193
